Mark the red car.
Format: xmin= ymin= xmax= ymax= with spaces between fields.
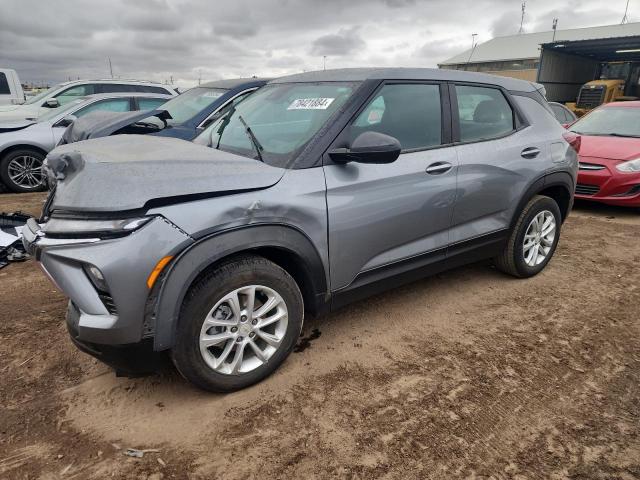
xmin=568 ymin=101 xmax=640 ymax=208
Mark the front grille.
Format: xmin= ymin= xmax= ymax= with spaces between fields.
xmin=579 ymin=162 xmax=606 ymax=171
xmin=576 ymin=86 xmax=605 ymax=109
xmin=575 ymin=184 xmax=600 ymax=196
xmin=98 ymin=293 xmax=118 ymax=315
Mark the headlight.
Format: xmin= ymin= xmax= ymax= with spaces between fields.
xmin=42 ymin=216 xmax=154 ymax=237
xmin=616 ymin=158 xmax=640 ymax=173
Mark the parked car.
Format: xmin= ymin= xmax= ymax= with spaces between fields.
xmin=0 ymin=92 xmax=171 ymax=192
xmin=23 ymin=68 xmax=578 ymax=392
xmin=0 ymin=79 xmax=176 ymax=122
xmin=568 ymin=101 xmax=640 ymax=208
xmin=60 ymin=78 xmax=270 ymax=144
xmin=549 ymin=102 xmax=577 ymax=125
xmin=0 ymin=69 xmax=25 ymax=105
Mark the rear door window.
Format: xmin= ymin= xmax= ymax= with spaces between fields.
xmin=454 ymin=85 xmax=514 ymax=142
xmin=97 ymin=84 xmax=137 ymax=93
xmin=350 ymin=83 xmax=442 ymax=151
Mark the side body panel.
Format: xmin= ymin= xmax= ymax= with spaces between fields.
xmin=324 ymin=148 xmax=458 ymax=290
xmin=449 ymin=92 xmax=567 ymax=245
xmin=150 ymin=168 xmax=330 ymax=350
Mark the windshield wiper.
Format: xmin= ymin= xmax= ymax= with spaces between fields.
xmin=211 ymin=105 xmax=236 ymax=149
xmin=237 ymin=115 xmax=264 ymax=162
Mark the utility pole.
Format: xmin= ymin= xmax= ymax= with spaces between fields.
xmin=519 ymin=2 xmax=526 ymax=34
xmin=323 ymin=55 xmax=327 ymax=70
xmin=198 ymin=69 xmax=202 ymax=85
xmin=466 ymin=33 xmax=478 ymax=69
xmin=552 ymin=18 xmax=558 ymax=42
xmin=622 ymin=0 xmax=630 ymax=23
xmin=108 ymin=57 xmax=113 ymax=78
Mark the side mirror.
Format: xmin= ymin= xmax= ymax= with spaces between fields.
xmin=54 ymin=116 xmax=75 ymax=128
xmin=44 ymin=98 xmax=59 ymax=108
xmin=329 ymin=131 xmax=401 ymax=164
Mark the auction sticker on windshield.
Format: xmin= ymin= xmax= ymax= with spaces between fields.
xmin=287 ymin=98 xmax=335 ymax=110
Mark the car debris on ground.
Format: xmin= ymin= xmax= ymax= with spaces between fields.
xmin=0 ymin=212 xmax=32 ymax=269
xmin=124 ymin=448 xmax=161 ymax=458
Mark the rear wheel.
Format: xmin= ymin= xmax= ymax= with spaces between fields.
xmin=495 ymin=195 xmax=562 ymax=278
xmin=171 ymin=255 xmax=304 ymax=392
xmin=0 ymin=149 xmax=47 ymax=193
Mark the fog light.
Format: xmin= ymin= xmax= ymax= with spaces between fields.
xmin=84 ymin=264 xmax=109 ymax=292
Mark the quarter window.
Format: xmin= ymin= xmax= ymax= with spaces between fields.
xmin=138 ymin=97 xmax=168 ymax=110
xmin=0 ymin=73 xmax=10 ymax=95
xmin=351 ymin=84 xmax=442 ymax=150
xmin=455 ymin=85 xmax=514 ymax=142
xmin=74 ymin=98 xmax=131 ymax=117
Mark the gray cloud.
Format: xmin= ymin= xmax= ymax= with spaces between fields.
xmin=0 ymin=0 xmax=630 ymax=87
xmin=310 ymin=27 xmax=366 ymax=56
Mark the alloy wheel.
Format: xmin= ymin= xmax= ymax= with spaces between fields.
xmin=7 ymin=155 xmax=45 ymax=190
xmin=199 ymin=285 xmax=288 ymax=375
xmin=522 ymin=210 xmax=556 ymax=267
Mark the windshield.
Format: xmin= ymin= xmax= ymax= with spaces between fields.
xmin=194 ymin=82 xmax=359 ymax=167
xmin=24 ymin=84 xmax=63 ymax=105
xmin=600 ymin=63 xmax=630 ymax=80
xmin=570 ymin=107 xmax=640 ymax=137
xmin=157 ymin=87 xmax=228 ymax=124
xmin=37 ymin=98 xmax=85 ymax=123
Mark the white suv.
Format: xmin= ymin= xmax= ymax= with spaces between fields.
xmin=0 ymin=79 xmax=177 ymax=122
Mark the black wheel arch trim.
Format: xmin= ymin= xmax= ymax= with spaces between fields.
xmin=150 ymin=223 xmax=329 ymax=351
xmin=510 ymin=170 xmax=575 ymax=231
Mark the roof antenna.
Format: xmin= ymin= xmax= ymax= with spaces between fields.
xmin=552 ymin=18 xmax=558 ymax=41
xmin=466 ymin=33 xmax=478 ymax=68
xmin=621 ymin=0 xmax=630 ymax=23
xmin=519 ymin=2 xmax=526 ymax=34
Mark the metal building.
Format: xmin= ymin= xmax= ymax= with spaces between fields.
xmin=439 ymin=23 xmax=640 ymax=83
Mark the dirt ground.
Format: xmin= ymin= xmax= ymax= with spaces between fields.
xmin=1 ymin=192 xmax=639 ymax=480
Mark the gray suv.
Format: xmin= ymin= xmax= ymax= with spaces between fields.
xmin=23 ymin=69 xmax=579 ymax=392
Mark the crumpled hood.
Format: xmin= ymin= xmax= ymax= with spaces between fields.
xmin=45 ymin=135 xmax=286 ymax=212
xmin=61 ymin=109 xmax=164 ymax=144
xmin=578 ymin=135 xmax=640 ymax=161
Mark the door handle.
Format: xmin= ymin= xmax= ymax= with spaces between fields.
xmin=521 ymin=147 xmax=541 ymax=159
xmin=426 ymin=162 xmax=452 ymax=175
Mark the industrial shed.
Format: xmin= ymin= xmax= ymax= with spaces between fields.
xmin=439 ymin=22 xmax=640 ymax=85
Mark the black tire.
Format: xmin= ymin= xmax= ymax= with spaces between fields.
xmin=171 ymin=255 xmax=304 ymax=392
xmin=494 ymin=195 xmax=562 ymax=278
xmin=0 ymin=148 xmax=47 ymax=193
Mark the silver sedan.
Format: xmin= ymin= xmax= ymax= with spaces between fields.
xmin=0 ymin=92 xmax=171 ymax=192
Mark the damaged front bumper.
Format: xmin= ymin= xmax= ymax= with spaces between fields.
xmin=22 ymin=216 xmax=192 ymax=348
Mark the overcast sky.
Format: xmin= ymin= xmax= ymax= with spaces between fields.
xmin=0 ymin=0 xmax=634 ymax=88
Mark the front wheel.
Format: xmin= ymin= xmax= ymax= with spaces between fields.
xmin=0 ymin=149 xmax=47 ymax=193
xmin=171 ymin=255 xmax=304 ymax=392
xmin=494 ymin=195 xmax=562 ymax=278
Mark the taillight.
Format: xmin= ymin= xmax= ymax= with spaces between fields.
xmin=563 ymin=131 xmax=581 ymax=154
